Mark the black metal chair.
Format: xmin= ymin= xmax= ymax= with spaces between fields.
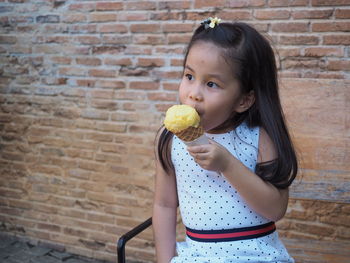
xmin=117 ymin=217 xmax=153 ymax=263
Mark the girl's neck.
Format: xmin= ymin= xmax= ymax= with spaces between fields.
xmin=206 ymin=119 xmax=238 ymax=134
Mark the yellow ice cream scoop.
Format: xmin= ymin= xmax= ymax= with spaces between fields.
xmin=164 ymin=105 xmax=200 ymax=133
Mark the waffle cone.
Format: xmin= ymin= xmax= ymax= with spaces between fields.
xmin=175 ymin=126 xmax=204 ymax=142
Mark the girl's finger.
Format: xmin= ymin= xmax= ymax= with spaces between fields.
xmin=187 ymin=145 xmax=206 ymax=153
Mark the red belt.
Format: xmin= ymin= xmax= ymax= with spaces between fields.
xmin=186 ymin=222 xmax=276 ymax=242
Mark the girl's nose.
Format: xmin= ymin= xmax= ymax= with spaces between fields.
xmin=189 ymin=86 xmax=203 ymax=102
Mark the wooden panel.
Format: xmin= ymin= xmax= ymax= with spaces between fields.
xmin=290 ymin=169 xmax=350 ymax=203
xmin=293 ymin=136 xmax=349 ymax=171
xmin=283 ymin=238 xmax=350 ymax=263
xmin=279 ymin=78 xmax=349 ymax=202
xmin=280 ymin=78 xmax=349 ymax=140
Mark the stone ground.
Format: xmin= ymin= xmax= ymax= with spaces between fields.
xmin=0 ymin=233 xmax=115 ymax=263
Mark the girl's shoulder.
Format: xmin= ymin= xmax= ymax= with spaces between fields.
xmin=234 ymin=121 xmax=260 ymax=145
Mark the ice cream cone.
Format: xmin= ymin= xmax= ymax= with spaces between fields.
xmin=175 ymin=126 xmax=204 ymax=142
xmin=164 ymin=105 xmax=209 ymax=146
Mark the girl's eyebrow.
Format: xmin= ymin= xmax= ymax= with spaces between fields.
xmin=185 ymin=64 xmax=226 ymax=83
xmin=184 ymin=65 xmax=195 ymax=72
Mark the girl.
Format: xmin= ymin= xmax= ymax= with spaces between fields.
xmin=153 ymin=18 xmax=298 ymax=263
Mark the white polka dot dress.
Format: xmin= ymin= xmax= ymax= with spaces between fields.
xmin=171 ymin=122 xmax=294 ymax=263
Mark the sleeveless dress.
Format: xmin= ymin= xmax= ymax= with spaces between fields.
xmin=170 ymin=122 xmax=294 ymax=263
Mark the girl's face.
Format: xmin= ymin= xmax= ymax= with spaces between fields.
xmin=179 ymin=41 xmax=250 ymax=133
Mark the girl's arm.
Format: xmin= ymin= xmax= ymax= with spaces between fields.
xmin=153 ymin=158 xmax=178 ymax=263
xmin=187 ymin=128 xmax=288 ymax=222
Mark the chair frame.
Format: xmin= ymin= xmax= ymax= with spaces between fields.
xmin=117 ymin=217 xmax=153 ymax=263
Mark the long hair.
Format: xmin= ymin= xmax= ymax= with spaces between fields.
xmin=157 ymin=22 xmax=297 ymax=189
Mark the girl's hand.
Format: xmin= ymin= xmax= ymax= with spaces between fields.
xmin=187 ymin=139 xmax=234 ymax=173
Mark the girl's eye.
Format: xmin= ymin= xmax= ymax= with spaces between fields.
xmin=207 ymin=81 xmax=219 ymax=89
xmin=185 ymin=74 xmax=193 ymax=81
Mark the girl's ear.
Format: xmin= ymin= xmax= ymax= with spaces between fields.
xmin=235 ymin=90 xmax=255 ymax=113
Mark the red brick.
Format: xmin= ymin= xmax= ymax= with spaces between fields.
xmin=170 ymin=58 xmax=184 ymax=66
xmin=168 ymin=33 xmax=192 ymax=44
xmin=68 ymin=24 xmax=97 ymax=34
xmin=125 ymin=46 xmax=152 ymax=55
xmin=134 ymin=35 xmax=165 ymax=45
xmin=62 ymin=14 xmax=87 ymax=23
xmin=96 ymin=2 xmax=123 ymax=11
xmin=217 ymin=10 xmax=252 ymax=20
xmin=311 ymin=0 xmax=350 ymax=6
xmin=292 ymin=9 xmax=333 ymax=19
xmin=92 ymin=45 xmax=126 ymax=54
xmin=100 ymin=144 xmax=127 ymax=154
xmin=163 ymin=82 xmax=179 ymax=91
xmin=129 ymin=81 xmax=159 ymax=90
xmin=282 ymin=58 xmax=320 ymax=69
xmin=86 ymin=192 xmax=115 ymax=204
xmin=111 ymin=112 xmax=138 ymax=122
xmin=76 ymin=36 xmax=101 ymax=45
xmin=162 ymin=23 xmax=194 ymax=33
xmin=76 ymin=57 xmax=101 ymax=66
xmin=227 ymin=0 xmax=265 ymax=7
xmin=124 ymin=1 xmax=157 ymax=10
xmin=130 ymin=23 xmax=161 ymax=33
xmin=159 ymin=1 xmax=191 ymax=9
xmin=64 ymin=227 xmax=88 ymax=237
xmin=254 ymin=10 xmax=290 ymax=20
xmin=59 ymin=67 xmax=86 ymax=76
xmin=151 ymin=11 xmax=183 ymax=20
xmin=147 ymin=92 xmax=177 ymax=101
xmin=96 ymin=80 xmax=125 ymax=89
xmin=76 ymin=79 xmax=96 ymax=87
xmin=327 ymin=60 xmax=350 ymax=71
xmin=271 ymin=22 xmax=309 ymax=32
xmin=269 ymin=0 xmax=308 ymax=7
xmin=114 ymin=91 xmax=145 ymax=100
xmin=277 ymin=48 xmax=300 ymax=58
xmin=323 ymin=34 xmax=350 ymax=45
xmin=118 ymin=12 xmax=149 ymax=21
xmin=37 ymin=223 xmax=61 ymax=232
xmin=194 ymin=0 xmax=225 ymax=8
xmin=96 ymin=123 xmax=127 ymax=133
xmin=91 ymin=100 xmax=118 ymax=110
xmin=137 ymin=57 xmax=165 ymax=67
xmin=90 ymin=89 xmax=115 ymax=99
xmin=335 ymin=9 xmax=350 ymax=19
xmin=123 ymin=103 xmax=151 ymax=113
xmin=50 ymin=56 xmax=71 ymax=65
xmin=79 ymin=160 xmax=107 ymax=171
xmin=102 ymin=35 xmax=132 ymax=45
xmin=69 ymin=3 xmax=95 ymax=11
xmin=80 ymin=110 xmax=109 ymax=120
xmin=119 ymin=67 xmax=149 ymax=77
xmin=0 ymin=35 xmax=17 ymax=44
xmin=304 ymin=47 xmax=343 ymax=57
xmin=153 ymin=69 xmax=182 ymax=79
xmin=89 ymin=13 xmax=117 ymax=22
xmin=312 ymin=22 xmax=350 ymax=32
xmin=41 ymin=77 xmax=67 ymax=85
xmin=99 ymin=24 xmax=128 ymax=33
xmin=279 ymin=35 xmax=319 ymax=45
xmin=88 ymin=69 xmax=116 ymax=78
xmin=303 ymin=71 xmax=344 ymax=79
xmin=104 ymin=57 xmax=132 ymax=66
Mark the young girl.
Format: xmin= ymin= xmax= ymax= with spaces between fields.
xmin=153 ymin=18 xmax=298 ymax=263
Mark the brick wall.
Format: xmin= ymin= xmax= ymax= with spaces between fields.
xmin=0 ymin=0 xmax=349 ymax=262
